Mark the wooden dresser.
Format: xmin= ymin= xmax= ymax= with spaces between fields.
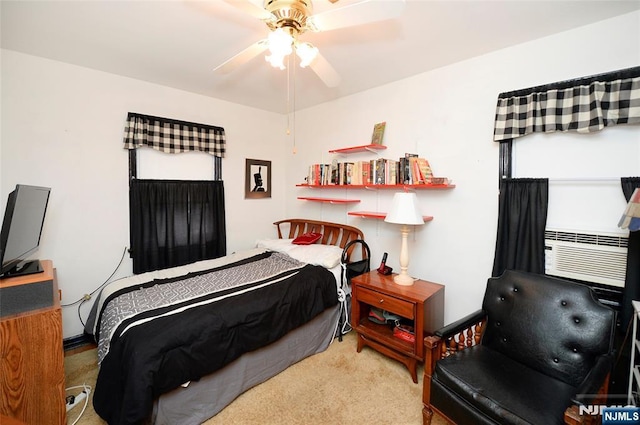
xmin=0 ymin=260 xmax=66 ymax=424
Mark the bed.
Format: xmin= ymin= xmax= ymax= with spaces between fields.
xmin=84 ymin=219 xmax=364 ymax=425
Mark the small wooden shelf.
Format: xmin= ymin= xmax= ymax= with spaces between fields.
xmin=328 ymin=144 xmax=387 ymax=154
xmin=348 ymin=211 xmax=434 ymax=221
xmin=297 ymin=197 xmax=360 ymax=204
xmin=296 ymin=183 xmax=455 ymax=190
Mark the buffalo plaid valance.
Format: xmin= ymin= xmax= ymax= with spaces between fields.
xmin=493 ymin=66 xmax=640 ymax=142
xmin=123 ymin=112 xmax=226 ymax=158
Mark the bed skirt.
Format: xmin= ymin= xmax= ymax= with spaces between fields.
xmin=150 ymin=304 xmax=341 ymax=425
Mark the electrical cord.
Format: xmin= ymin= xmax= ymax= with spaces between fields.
xmin=61 ymin=246 xmax=128 ymax=326
xmin=65 ymin=383 xmax=92 ymax=425
xmin=338 ymin=263 xmax=353 ymax=336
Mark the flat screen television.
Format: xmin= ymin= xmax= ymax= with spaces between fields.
xmin=0 ymin=184 xmax=51 ymax=278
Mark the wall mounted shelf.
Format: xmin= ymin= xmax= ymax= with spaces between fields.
xmin=300 ymin=144 xmax=455 ymax=212
xmin=348 ymin=211 xmax=434 ymax=221
xmin=297 ymin=197 xmax=360 ymax=204
xmin=328 ymin=144 xmax=387 ymax=154
xmin=296 ymin=183 xmax=455 ymax=190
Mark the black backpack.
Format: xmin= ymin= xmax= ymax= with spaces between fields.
xmin=341 ymin=239 xmax=371 ymax=282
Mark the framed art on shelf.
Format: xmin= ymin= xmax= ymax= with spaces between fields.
xmin=245 ymin=158 xmax=271 ymax=199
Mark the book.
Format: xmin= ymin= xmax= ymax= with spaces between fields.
xmin=371 ymin=122 xmax=386 ymax=145
xmin=386 ymin=159 xmax=398 ymax=185
xmin=417 ymin=158 xmax=433 ymax=183
xmin=429 ymin=177 xmax=449 ymax=185
xmin=362 ymin=161 xmax=370 ymax=185
xmin=345 ymin=162 xmax=354 ymax=185
xmin=373 ymin=158 xmax=386 ymax=184
xmin=330 ymin=159 xmax=338 ymax=185
xmin=403 ymin=153 xmax=418 ymax=184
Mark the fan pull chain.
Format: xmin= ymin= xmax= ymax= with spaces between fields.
xmin=292 ymin=55 xmax=297 ymax=155
xmin=285 ymin=54 xmax=297 ymax=154
xmin=286 ymin=54 xmax=291 ymax=136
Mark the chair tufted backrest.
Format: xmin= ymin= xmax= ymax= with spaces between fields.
xmin=481 ymin=270 xmax=616 ymax=387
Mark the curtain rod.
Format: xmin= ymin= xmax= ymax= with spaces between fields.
xmin=549 ymin=177 xmax=621 ymax=183
xmin=503 ymin=176 xmax=622 ymax=183
xmin=127 ymin=112 xmax=225 ymax=132
xmin=498 ymin=66 xmax=640 ymax=99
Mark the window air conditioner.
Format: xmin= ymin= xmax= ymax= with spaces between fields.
xmin=544 ymin=229 xmax=628 ymax=288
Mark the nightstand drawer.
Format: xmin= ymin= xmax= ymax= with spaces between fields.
xmin=357 ymin=287 xmax=414 ymax=319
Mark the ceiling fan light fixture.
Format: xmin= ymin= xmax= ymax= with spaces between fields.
xmin=295 ymin=42 xmax=318 ymax=68
xmin=265 ymin=28 xmax=294 ymax=69
xmin=218 ymin=0 xmax=406 ymax=87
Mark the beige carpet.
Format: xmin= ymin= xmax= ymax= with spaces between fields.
xmin=64 ymin=332 xmax=447 ymax=425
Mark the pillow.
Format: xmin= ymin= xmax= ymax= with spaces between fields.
xmin=292 ymin=232 xmax=322 ymax=245
xmin=255 ymin=238 xmax=296 ymax=253
xmin=288 ymin=244 xmax=344 ymax=269
xmin=255 ymin=237 xmax=342 ymax=268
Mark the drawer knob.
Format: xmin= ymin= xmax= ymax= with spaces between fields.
xmin=379 ymin=299 xmax=384 ymax=303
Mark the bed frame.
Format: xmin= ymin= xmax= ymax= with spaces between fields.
xmin=274 ymin=218 xmax=364 ymax=246
xmin=274 ymin=218 xmax=366 ymax=260
xmin=149 ymin=219 xmax=365 ymax=424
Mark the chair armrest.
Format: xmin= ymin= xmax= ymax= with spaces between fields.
xmin=564 ymin=354 xmax=614 ymax=425
xmin=423 ymin=309 xmax=487 ymax=372
xmin=571 ymin=353 xmax=615 ymax=406
xmin=422 ymin=309 xmax=487 ymax=411
xmin=435 ymin=309 xmax=486 ymax=339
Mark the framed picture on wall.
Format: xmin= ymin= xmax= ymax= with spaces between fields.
xmin=245 ymin=158 xmax=271 ymax=199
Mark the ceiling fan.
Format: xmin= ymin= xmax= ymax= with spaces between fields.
xmin=213 ymin=0 xmax=406 ymax=87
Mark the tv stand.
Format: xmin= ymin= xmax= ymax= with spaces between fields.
xmin=1 ymin=259 xmax=43 ymax=278
xmin=0 ymin=260 xmax=67 ymax=424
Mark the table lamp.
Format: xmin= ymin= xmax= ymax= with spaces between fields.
xmin=384 ymin=192 xmax=425 ymax=286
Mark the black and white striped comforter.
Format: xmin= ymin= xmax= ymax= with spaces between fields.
xmin=91 ymin=251 xmax=338 ymax=425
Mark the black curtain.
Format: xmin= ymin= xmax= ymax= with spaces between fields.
xmin=619 ymin=177 xmax=640 ymax=330
xmin=129 ymin=179 xmax=226 ymax=274
xmin=492 ymin=178 xmax=549 ymax=277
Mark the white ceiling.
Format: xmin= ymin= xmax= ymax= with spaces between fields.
xmin=2 ymin=0 xmax=640 ymax=114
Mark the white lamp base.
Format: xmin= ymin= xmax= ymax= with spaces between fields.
xmin=393 ymin=224 xmax=415 ymax=286
xmin=394 ymin=272 xmax=415 ymax=286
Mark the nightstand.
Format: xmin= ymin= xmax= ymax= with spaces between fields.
xmin=351 ymin=271 xmax=444 ymax=383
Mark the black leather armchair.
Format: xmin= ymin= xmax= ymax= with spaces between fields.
xmin=422 ymin=270 xmax=616 ymax=425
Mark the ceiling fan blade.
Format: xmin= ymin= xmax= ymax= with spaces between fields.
xmin=307 ymin=0 xmax=405 ymax=32
xmin=213 ymin=39 xmax=269 ymax=74
xmin=308 ymin=51 xmax=341 ymax=87
xmin=221 ymin=0 xmax=273 ymax=21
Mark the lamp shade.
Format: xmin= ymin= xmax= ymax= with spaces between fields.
xmin=384 ymin=192 xmax=424 ymax=225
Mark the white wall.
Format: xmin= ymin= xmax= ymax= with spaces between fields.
xmin=286 ymin=11 xmax=640 ymax=324
xmin=1 ymin=50 xmax=287 ymax=338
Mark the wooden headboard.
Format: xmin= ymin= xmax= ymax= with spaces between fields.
xmin=273 ymin=219 xmax=366 ymax=260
